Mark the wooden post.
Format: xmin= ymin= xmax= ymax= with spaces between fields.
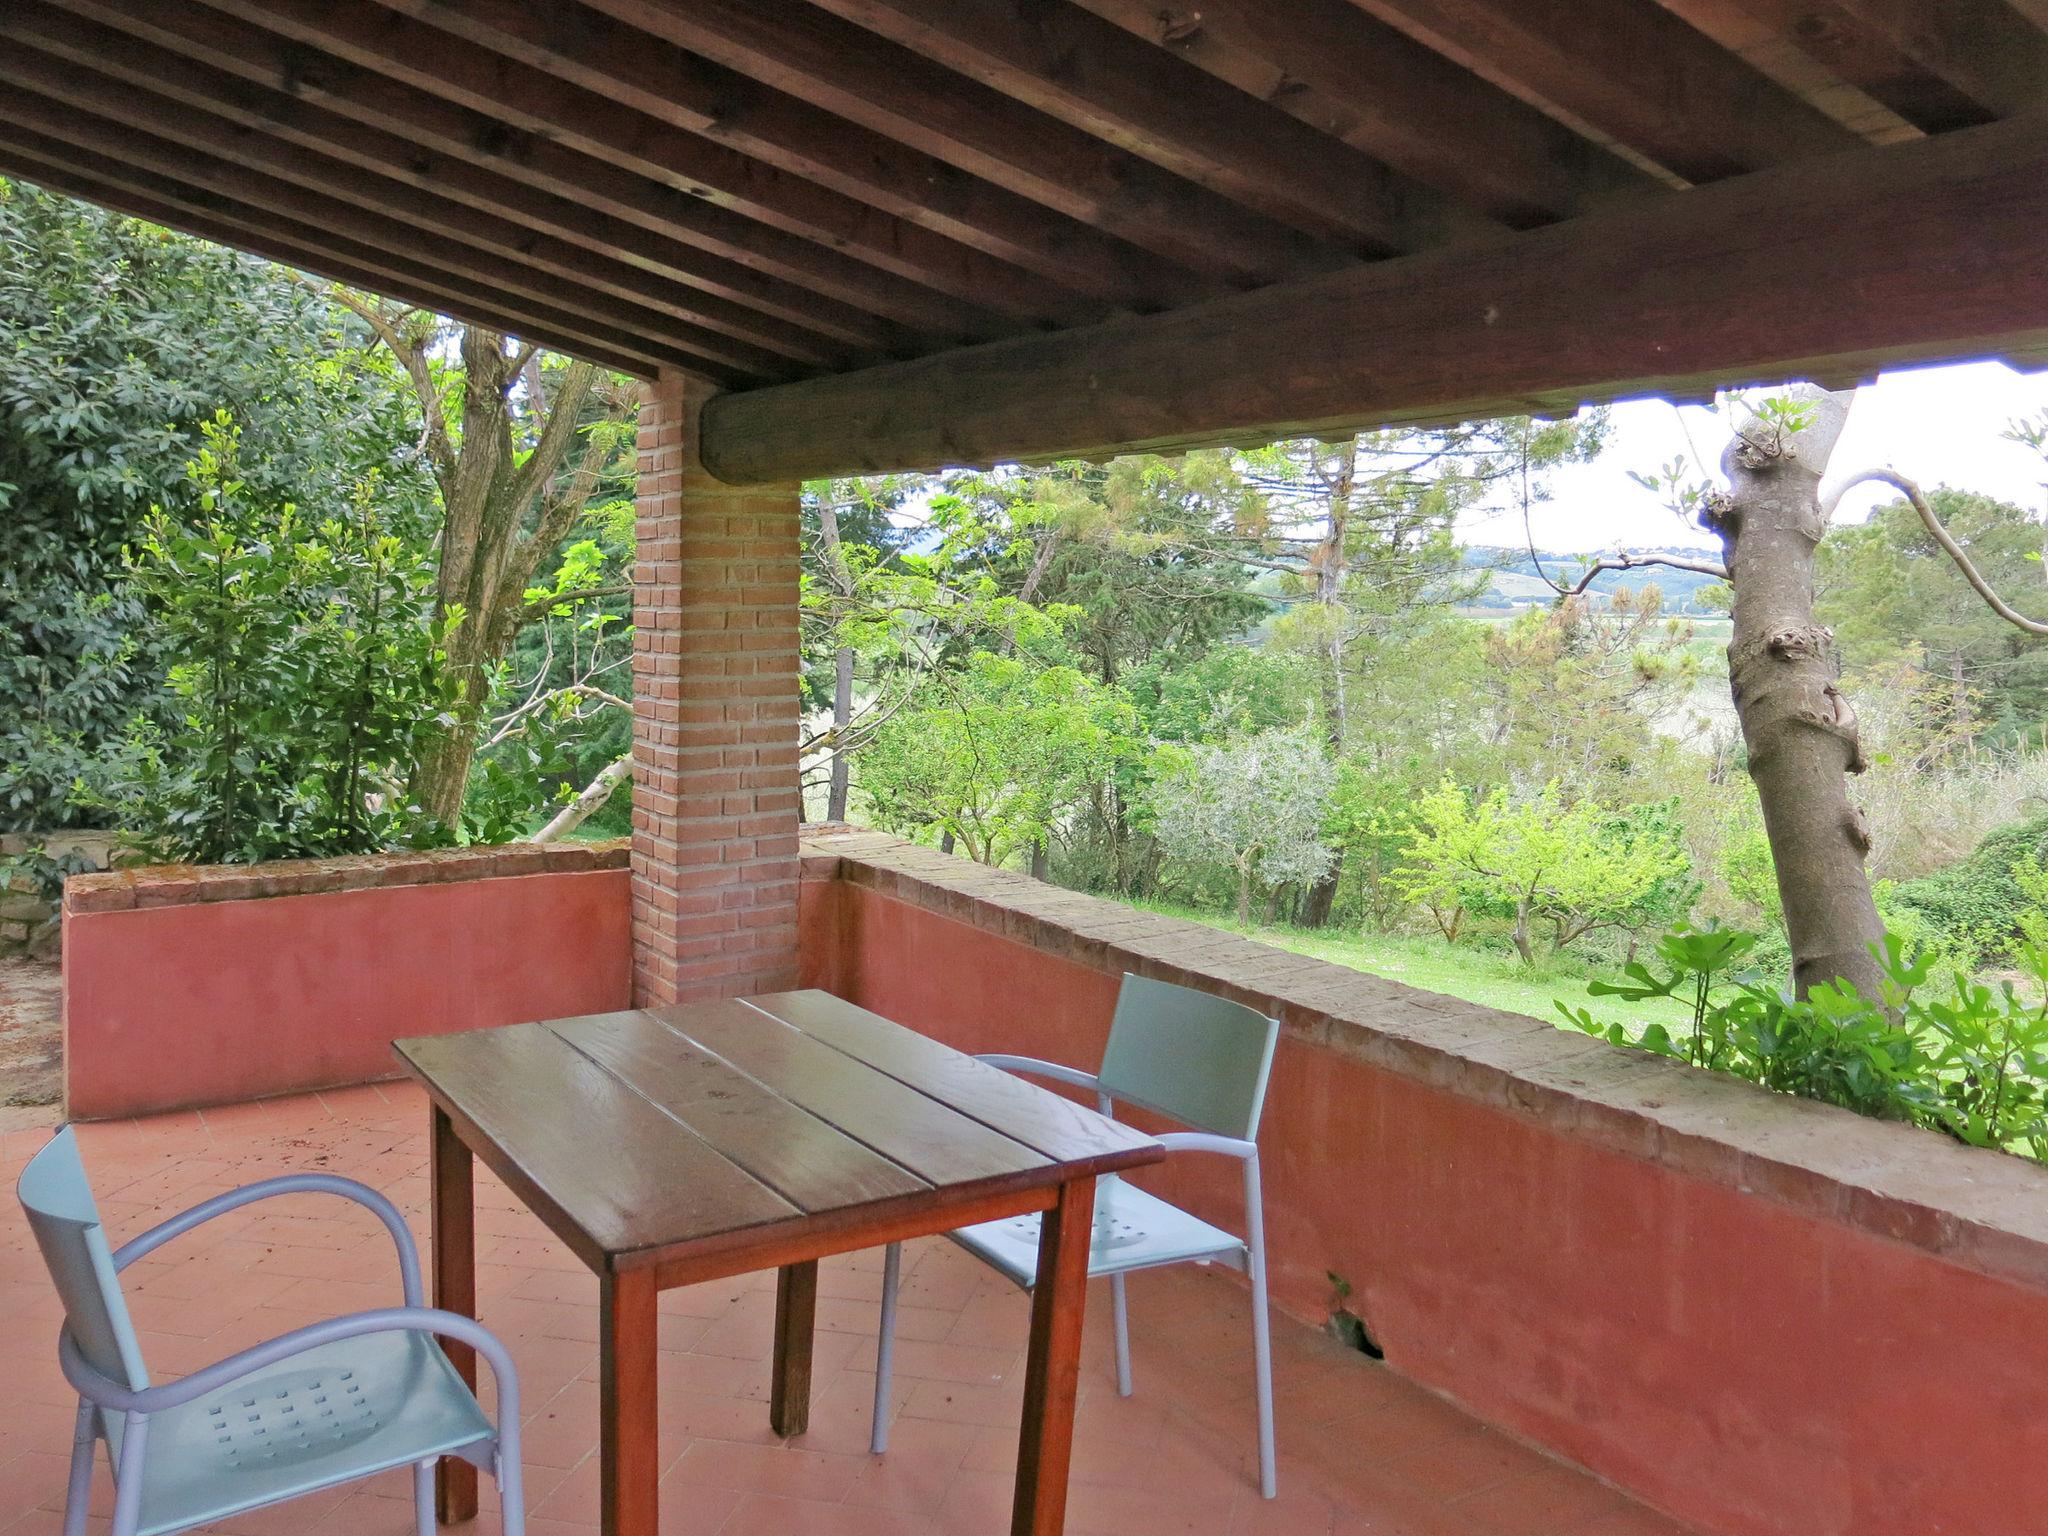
xmin=429 ymin=1105 xmax=478 ymax=1524
xmin=1012 ymin=1175 xmax=1096 ymax=1536
xmin=769 ymin=1259 xmax=819 ymax=1436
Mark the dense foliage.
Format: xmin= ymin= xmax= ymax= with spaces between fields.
xmin=0 ymin=179 xmax=430 ymax=830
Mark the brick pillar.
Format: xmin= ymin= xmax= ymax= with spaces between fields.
xmin=630 ymin=371 xmax=802 ymax=1005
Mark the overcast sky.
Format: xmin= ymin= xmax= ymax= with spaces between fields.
xmin=1457 ymin=360 xmax=2048 ymax=553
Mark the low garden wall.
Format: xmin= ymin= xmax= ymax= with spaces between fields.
xmin=62 ymin=841 xmax=631 ymax=1118
xmin=797 ymin=828 xmax=2048 ymax=1536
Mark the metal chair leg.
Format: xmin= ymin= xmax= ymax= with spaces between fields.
xmin=1245 ymin=1160 xmax=1277 ymax=1499
xmin=1109 ymin=1272 xmax=1133 ymax=1397
xmin=870 ymin=1241 xmax=902 ymax=1454
xmin=414 ymin=1459 xmax=434 ymax=1536
xmin=62 ymin=1401 xmax=95 ymax=1536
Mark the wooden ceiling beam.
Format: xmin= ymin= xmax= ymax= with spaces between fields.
xmin=1825 ymin=0 xmax=2048 ymax=117
xmin=1353 ymin=0 xmax=1867 ymax=183
xmin=697 ymin=113 xmax=2048 ymax=482
xmin=338 ymin=0 xmax=1203 ymax=316
xmin=800 ymin=0 xmax=1497 ymax=248
xmin=568 ymin=0 xmax=1361 ymax=279
xmin=1663 ymin=0 xmax=1992 ymax=133
xmin=178 ymin=0 xmax=1076 ymax=336
xmin=0 ymin=63 xmax=793 ymax=384
xmin=0 ymin=130 xmax=684 ymax=379
xmin=0 ymin=9 xmax=871 ymax=374
xmin=1074 ymin=0 xmax=1665 ymax=223
xmin=47 ymin=0 xmax=927 ymax=357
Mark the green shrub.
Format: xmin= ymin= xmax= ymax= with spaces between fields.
xmin=1888 ymin=814 xmax=2048 ymax=959
xmin=1560 ymin=926 xmax=2048 ymax=1160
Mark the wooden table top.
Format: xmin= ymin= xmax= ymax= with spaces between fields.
xmin=395 ymin=990 xmax=1162 ymax=1276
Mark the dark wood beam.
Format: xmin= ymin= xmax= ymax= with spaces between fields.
xmin=1826 ymin=0 xmax=2048 ymax=117
xmin=0 ymin=65 xmax=791 ymax=384
xmin=569 ymin=0 xmax=1359 ymax=280
xmin=178 ymin=0 xmax=1076 ymax=335
xmin=0 ymin=131 xmax=677 ymax=379
xmin=800 ymin=0 xmax=1497 ymax=248
xmin=0 ymin=11 xmax=868 ymax=374
xmin=42 ymin=0 xmax=922 ymax=356
xmin=1354 ymin=0 xmax=1867 ymax=183
xmin=698 ymin=113 xmax=2048 ymax=482
xmin=1075 ymin=0 xmax=1666 ymax=223
xmin=375 ymin=0 xmax=1232 ymax=310
xmin=1665 ymin=0 xmax=1993 ymax=133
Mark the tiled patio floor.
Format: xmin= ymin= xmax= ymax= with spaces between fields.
xmin=0 ymin=1083 xmax=1696 ymax=1536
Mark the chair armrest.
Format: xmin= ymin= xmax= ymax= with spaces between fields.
xmin=1154 ymin=1131 xmax=1258 ymax=1160
xmin=60 ymin=1306 xmax=519 ymax=1426
xmin=975 ymin=1054 xmax=1111 ymax=1116
xmin=974 ymin=1054 xmax=1102 ymax=1092
xmin=113 ymin=1174 xmax=421 ymax=1305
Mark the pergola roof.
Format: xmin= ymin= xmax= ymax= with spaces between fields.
xmin=3 ymin=0 xmax=2046 ymax=481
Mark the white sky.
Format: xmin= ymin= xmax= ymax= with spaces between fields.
xmin=1457 ymin=359 xmax=2048 ymax=553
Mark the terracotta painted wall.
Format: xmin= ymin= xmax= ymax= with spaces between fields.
xmin=65 ymin=864 xmax=631 ymax=1119
xmin=810 ymin=878 xmax=2048 ymax=1536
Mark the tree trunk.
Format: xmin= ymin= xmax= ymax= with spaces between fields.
xmin=1299 ymin=441 xmax=1355 ymax=928
xmin=1236 ymin=863 xmax=1254 ymax=928
xmin=1712 ymin=390 xmax=1886 ymax=999
xmin=1030 ymin=840 xmax=1049 ymax=881
xmin=1511 ymin=901 xmax=1535 ymax=966
xmin=827 ymin=644 xmax=854 ymax=821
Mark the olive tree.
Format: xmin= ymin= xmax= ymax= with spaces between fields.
xmin=1148 ymin=723 xmax=1336 ymax=927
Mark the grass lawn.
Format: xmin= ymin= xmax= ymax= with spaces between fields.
xmin=1135 ymin=900 xmax=1704 ymax=1036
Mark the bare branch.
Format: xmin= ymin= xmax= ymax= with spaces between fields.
xmin=1827 ymin=468 xmax=2048 ymax=636
xmin=329 ymin=287 xmax=455 ymax=495
xmin=1559 ymin=552 xmax=1727 ymax=599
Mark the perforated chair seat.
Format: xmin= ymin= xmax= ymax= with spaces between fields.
xmin=951 ymin=1177 xmax=1246 ymax=1287
xmin=123 ymin=1330 xmax=493 ymax=1536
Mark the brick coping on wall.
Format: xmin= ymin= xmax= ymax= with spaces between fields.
xmin=801 ymin=826 xmax=2048 ymax=1295
xmin=63 ymin=839 xmax=630 ymax=914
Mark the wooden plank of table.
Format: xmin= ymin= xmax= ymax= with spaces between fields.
xmin=649 ymin=998 xmax=1050 ymax=1185
xmin=548 ymin=1009 xmax=929 ymax=1212
xmin=745 ymin=990 xmax=1159 ymax=1167
xmin=398 ymin=1021 xmax=800 ymax=1266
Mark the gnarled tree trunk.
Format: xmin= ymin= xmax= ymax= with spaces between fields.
xmin=1711 ymin=389 xmax=1885 ymax=999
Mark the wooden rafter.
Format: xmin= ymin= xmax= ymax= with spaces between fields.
xmin=1824 ymin=0 xmax=2048 ymax=117
xmin=0 ymin=9 xmax=874 ymax=374
xmin=696 ymin=113 xmax=2048 ymax=481
xmin=177 ymin=0 xmax=1084 ymax=333
xmin=362 ymin=0 xmax=1216 ymax=311
xmin=1354 ymin=0 xmax=1867 ymax=182
xmin=1074 ymin=0 xmax=1668 ymax=223
xmin=567 ymin=0 xmax=1359 ymax=279
xmin=799 ymin=0 xmax=1499 ymax=248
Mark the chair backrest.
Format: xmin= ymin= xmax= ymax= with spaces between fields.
xmin=1097 ymin=973 xmax=1279 ymax=1140
xmin=16 ymin=1127 xmax=149 ymax=1393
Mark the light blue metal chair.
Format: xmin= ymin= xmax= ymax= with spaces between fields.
xmin=17 ymin=1126 xmax=525 ymax=1536
xmin=870 ymin=972 xmax=1281 ymax=1497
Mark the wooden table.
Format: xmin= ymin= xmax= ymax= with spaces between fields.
xmin=394 ymin=989 xmax=1162 ymax=1536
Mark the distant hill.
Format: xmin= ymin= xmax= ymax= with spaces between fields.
xmin=1459 ymin=546 xmax=1727 ymax=614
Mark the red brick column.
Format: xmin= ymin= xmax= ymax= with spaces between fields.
xmin=630 ymin=371 xmax=802 ymax=1005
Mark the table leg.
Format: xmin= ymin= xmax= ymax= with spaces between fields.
xmin=1012 ymin=1175 xmax=1096 ymax=1536
xmin=770 ymin=1260 xmax=819 ymax=1436
xmin=430 ymin=1105 xmax=478 ymax=1524
xmin=600 ymin=1268 xmax=659 ymax=1536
